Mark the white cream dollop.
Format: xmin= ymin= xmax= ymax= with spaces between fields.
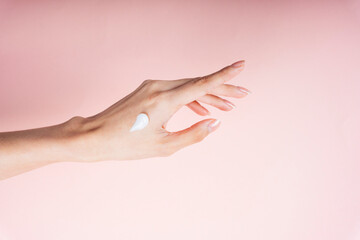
xmin=129 ymin=113 xmax=149 ymax=132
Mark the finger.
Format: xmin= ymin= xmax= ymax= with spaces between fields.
xmin=165 ymin=118 xmax=221 ymax=151
xmin=208 ymin=84 xmax=251 ymax=98
xmin=160 ymin=80 xmax=251 ymax=99
xmin=169 ymin=60 xmax=245 ymax=106
xmin=186 ymin=101 xmax=210 ymax=116
xmin=197 ymin=94 xmax=236 ymax=111
xmin=157 ymin=77 xmax=198 ymax=91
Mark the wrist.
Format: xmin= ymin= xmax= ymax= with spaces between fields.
xmin=58 ymin=116 xmax=103 ymax=163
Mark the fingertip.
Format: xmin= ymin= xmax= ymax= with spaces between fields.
xmin=228 ymin=60 xmax=244 ymax=74
xmin=238 ymin=87 xmax=251 ymax=94
xmin=208 ymin=119 xmax=221 ymax=133
xmin=230 ymin=60 xmax=245 ymax=68
xmin=224 ymin=99 xmax=236 ymax=109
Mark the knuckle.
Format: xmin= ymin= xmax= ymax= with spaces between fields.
xmin=142 ymin=79 xmax=165 ymax=93
xmin=142 ymin=79 xmax=152 ymax=86
xmin=70 ymin=115 xmax=85 ymax=122
xmin=67 ymin=115 xmax=85 ymax=126
xmin=192 ymin=129 xmax=207 ymax=143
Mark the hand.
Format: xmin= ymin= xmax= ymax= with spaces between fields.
xmin=71 ymin=60 xmax=250 ymax=162
xmin=0 ymin=60 xmax=249 ymax=180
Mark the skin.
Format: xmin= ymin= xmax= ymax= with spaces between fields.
xmin=0 ymin=60 xmax=250 ymax=180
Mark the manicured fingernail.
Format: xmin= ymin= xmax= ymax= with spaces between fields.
xmin=225 ymin=100 xmax=236 ymax=109
xmin=237 ymin=87 xmax=251 ymax=94
xmin=208 ymin=119 xmax=221 ymax=132
xmin=231 ymin=60 xmax=245 ymax=68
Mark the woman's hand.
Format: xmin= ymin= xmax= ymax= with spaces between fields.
xmin=69 ymin=60 xmax=250 ymax=162
xmin=0 ymin=60 xmax=249 ymax=180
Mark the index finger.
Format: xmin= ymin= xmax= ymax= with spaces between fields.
xmin=169 ymin=60 xmax=245 ymax=106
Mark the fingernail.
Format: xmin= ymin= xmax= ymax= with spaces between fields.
xmin=208 ymin=119 xmax=221 ymax=132
xmin=237 ymin=87 xmax=251 ymax=94
xmin=225 ymin=100 xmax=236 ymax=109
xmin=231 ymin=60 xmax=245 ymax=68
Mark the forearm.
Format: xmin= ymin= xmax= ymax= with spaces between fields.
xmin=0 ymin=116 xmax=89 ymax=180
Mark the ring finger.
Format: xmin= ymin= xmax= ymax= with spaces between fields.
xmin=197 ymin=94 xmax=236 ymax=111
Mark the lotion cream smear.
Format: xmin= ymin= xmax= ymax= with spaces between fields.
xmin=129 ymin=113 xmax=149 ymax=132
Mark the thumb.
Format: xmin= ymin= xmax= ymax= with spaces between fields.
xmin=166 ymin=118 xmax=221 ymax=151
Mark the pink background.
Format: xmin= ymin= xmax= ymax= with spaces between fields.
xmin=1 ymin=0 xmax=360 ymax=239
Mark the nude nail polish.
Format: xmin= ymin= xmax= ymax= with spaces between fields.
xmin=208 ymin=119 xmax=221 ymax=132
xmin=225 ymin=101 xmax=236 ymax=109
xmin=231 ymin=60 xmax=245 ymax=68
xmin=237 ymin=87 xmax=251 ymax=94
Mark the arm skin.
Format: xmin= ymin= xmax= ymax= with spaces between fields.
xmin=0 ymin=60 xmax=250 ymax=180
xmin=0 ymin=116 xmax=90 ymax=180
